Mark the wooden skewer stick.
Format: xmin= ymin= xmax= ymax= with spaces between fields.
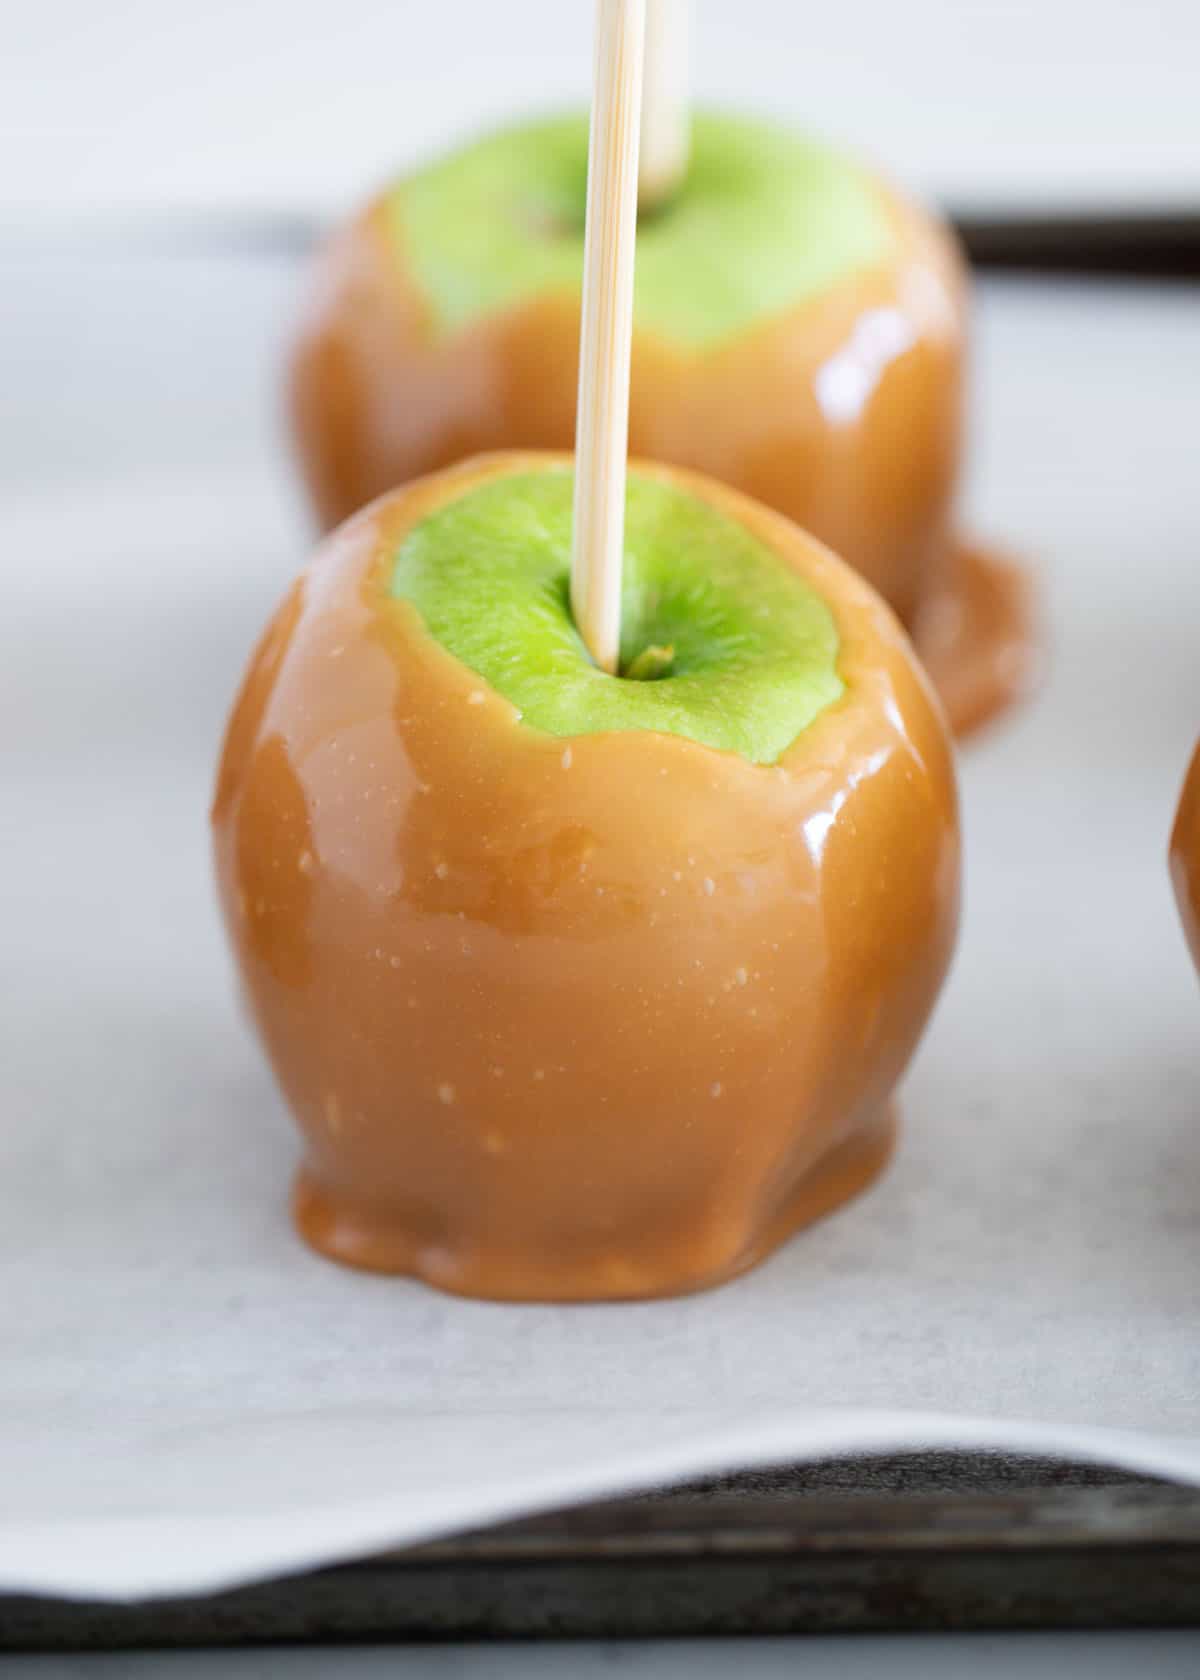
xmin=639 ymin=0 xmax=691 ymax=211
xmin=571 ymin=0 xmax=647 ymax=675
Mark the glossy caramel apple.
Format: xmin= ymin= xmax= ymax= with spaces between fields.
xmin=289 ymin=115 xmax=1034 ymax=736
xmin=1172 ymin=742 xmax=1200 ymax=973
xmin=213 ymin=453 xmax=960 ymax=1301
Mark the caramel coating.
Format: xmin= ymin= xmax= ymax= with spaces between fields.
xmin=1172 ymin=742 xmax=1200 ymax=974
xmin=292 ymin=187 xmax=960 ymax=622
xmin=213 ymin=454 xmax=960 ymax=1301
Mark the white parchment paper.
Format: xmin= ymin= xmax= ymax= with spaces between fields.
xmin=2 ymin=272 xmax=1199 ymax=1602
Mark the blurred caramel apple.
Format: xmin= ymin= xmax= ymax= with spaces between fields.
xmin=213 ymin=453 xmax=959 ymax=1301
xmin=1172 ymin=742 xmax=1200 ymax=974
xmin=289 ymin=111 xmax=1033 ymax=735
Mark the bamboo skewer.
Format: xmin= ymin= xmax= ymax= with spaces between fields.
xmin=570 ymin=0 xmax=647 ymax=675
xmin=639 ymin=0 xmax=691 ymax=211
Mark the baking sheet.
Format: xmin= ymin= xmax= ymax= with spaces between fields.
xmin=2 ymin=268 xmax=1199 ymax=1603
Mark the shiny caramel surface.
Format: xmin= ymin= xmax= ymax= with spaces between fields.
xmin=915 ymin=537 xmax=1041 ymax=740
xmin=1172 ymin=742 xmax=1200 ymax=974
xmin=290 ymin=184 xmax=963 ymax=624
xmin=214 ymin=455 xmax=960 ymax=1301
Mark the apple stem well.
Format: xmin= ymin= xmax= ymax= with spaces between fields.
xmin=639 ymin=0 xmax=690 ymax=213
xmin=623 ymin=642 xmax=676 ymax=681
xmin=570 ymin=0 xmax=646 ymax=676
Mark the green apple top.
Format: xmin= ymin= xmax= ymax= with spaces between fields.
xmin=391 ymin=111 xmax=892 ymax=348
xmin=390 ymin=466 xmax=843 ymax=765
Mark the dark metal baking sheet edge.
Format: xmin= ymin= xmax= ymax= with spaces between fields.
xmin=5 ymin=1454 xmax=1200 ymax=1649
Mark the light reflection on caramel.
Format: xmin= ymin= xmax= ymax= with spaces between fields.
xmin=213 ymin=455 xmax=960 ymax=1301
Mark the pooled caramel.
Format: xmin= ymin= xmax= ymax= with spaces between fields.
xmin=289 ymin=174 xmax=1035 ymax=737
xmin=213 ymin=454 xmax=960 ymax=1301
xmin=1172 ymin=742 xmax=1200 ymax=974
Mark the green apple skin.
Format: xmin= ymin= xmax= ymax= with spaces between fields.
xmin=392 ymin=466 xmax=843 ymax=764
xmin=394 ymin=111 xmax=891 ymax=348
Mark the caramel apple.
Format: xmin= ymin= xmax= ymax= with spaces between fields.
xmin=1172 ymin=742 xmax=1200 ymax=973
xmin=212 ymin=452 xmax=960 ymax=1301
xmin=288 ymin=111 xmax=1033 ymax=736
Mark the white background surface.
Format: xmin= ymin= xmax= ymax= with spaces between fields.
xmin=3 ymin=0 xmax=1199 ymax=224
xmin=2 ymin=247 xmax=1200 ymax=1613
